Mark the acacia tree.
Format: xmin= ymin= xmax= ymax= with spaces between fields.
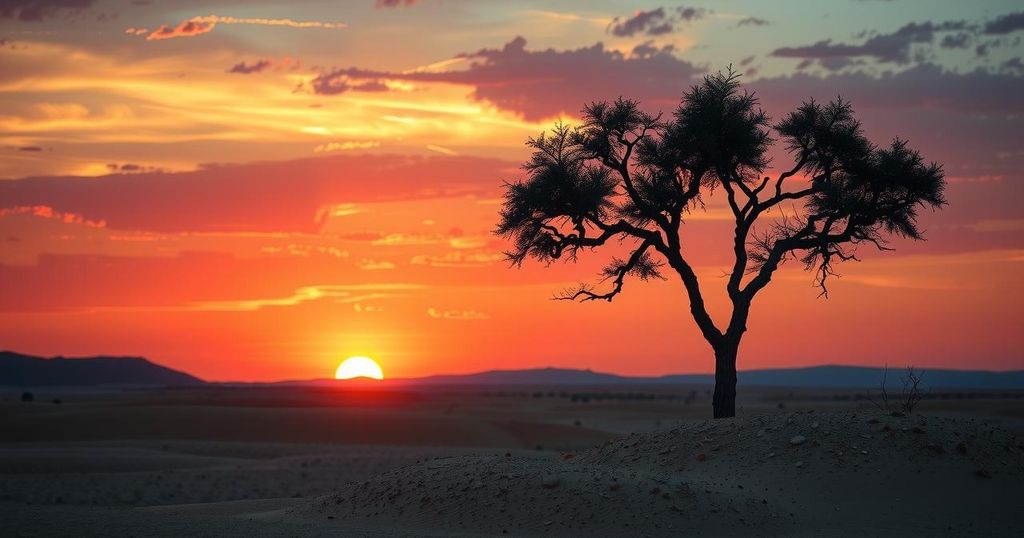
xmin=496 ymin=71 xmax=946 ymax=418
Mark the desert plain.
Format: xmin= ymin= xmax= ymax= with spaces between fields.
xmin=2 ymin=383 xmax=1023 ymax=537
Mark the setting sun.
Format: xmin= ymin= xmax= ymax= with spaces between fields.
xmin=335 ymin=356 xmax=384 ymax=380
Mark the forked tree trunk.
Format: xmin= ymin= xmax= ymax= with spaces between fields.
xmin=712 ymin=338 xmax=740 ymax=419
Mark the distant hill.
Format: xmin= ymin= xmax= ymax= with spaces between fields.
xmin=0 ymin=351 xmax=204 ymax=387
xmin=391 ymin=365 xmax=1024 ymax=390
xmin=663 ymin=365 xmax=1024 ymax=390
xmin=3 ymin=351 xmax=1021 ymax=390
xmin=405 ymin=367 xmax=627 ymax=386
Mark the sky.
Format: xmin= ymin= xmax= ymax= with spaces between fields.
xmin=1 ymin=0 xmax=1022 ymax=381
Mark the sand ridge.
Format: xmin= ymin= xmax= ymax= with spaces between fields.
xmin=298 ymin=411 xmax=1024 ymax=537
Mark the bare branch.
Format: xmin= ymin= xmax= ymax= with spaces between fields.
xmin=557 ymin=241 xmax=661 ymax=302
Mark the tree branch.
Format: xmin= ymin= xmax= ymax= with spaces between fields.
xmin=557 ymin=240 xmax=660 ymax=302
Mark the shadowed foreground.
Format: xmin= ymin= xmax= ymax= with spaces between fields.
xmin=3 ymin=409 xmax=1021 ymax=537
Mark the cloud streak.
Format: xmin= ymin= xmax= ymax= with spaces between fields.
xmin=142 ymin=14 xmax=346 ymax=41
xmin=227 ymin=59 xmax=272 ymax=74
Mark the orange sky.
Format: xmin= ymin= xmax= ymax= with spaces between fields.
xmin=1 ymin=1 xmax=1022 ymax=380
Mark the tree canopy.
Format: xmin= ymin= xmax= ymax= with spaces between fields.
xmin=497 ymin=70 xmax=945 ymax=308
xmin=496 ymin=69 xmax=946 ymax=418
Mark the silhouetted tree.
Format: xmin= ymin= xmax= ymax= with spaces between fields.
xmin=496 ymin=70 xmax=946 ymax=418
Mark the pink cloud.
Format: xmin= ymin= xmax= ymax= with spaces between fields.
xmin=146 ymin=20 xmax=215 ymax=41
xmin=0 ymin=205 xmax=105 ymax=228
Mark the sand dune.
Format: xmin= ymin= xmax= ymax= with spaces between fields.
xmin=297 ymin=411 xmax=1024 ymax=537
xmin=3 ymin=388 xmax=1024 ymax=537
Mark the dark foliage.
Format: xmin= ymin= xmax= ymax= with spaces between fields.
xmin=496 ymin=68 xmax=946 ymax=417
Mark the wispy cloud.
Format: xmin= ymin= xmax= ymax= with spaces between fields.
xmin=146 ymin=20 xmax=215 ymax=41
xmin=358 ymin=259 xmax=396 ymax=270
xmin=411 ymin=251 xmax=503 ymax=268
xmin=189 ymin=284 xmax=425 ymax=311
xmin=425 ymin=144 xmax=457 ymax=156
xmin=427 ymin=307 xmax=489 ymax=320
xmin=313 ymin=141 xmax=380 ymax=153
xmin=141 ymin=14 xmax=346 ymax=41
xmin=0 ymin=205 xmax=105 ymax=227
xmin=227 ymin=59 xmax=272 ymax=74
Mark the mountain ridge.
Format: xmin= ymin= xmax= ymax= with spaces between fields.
xmin=0 ymin=351 xmax=204 ymax=387
xmin=3 ymin=352 xmax=1023 ymax=389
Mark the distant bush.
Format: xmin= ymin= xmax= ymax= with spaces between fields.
xmin=868 ymin=365 xmax=926 ymax=415
xmin=20 ymin=391 xmax=33 ymax=403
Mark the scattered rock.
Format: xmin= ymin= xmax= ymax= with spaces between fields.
xmin=541 ymin=476 xmax=560 ymax=489
xmin=975 ymin=469 xmax=992 ymax=479
xmin=695 ymin=453 xmax=707 ymax=462
xmin=794 ymin=461 xmax=804 ymax=468
xmin=790 ymin=436 xmax=807 ymax=446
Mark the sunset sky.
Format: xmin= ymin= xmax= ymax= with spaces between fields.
xmin=1 ymin=0 xmax=1022 ymax=381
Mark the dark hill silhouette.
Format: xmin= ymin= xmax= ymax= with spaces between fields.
xmin=662 ymin=365 xmax=1024 ymax=390
xmin=0 ymin=351 xmax=204 ymax=387
xmin=390 ymin=365 xmax=1024 ymax=390
xmin=3 ymin=351 xmax=1021 ymax=390
xmin=405 ymin=367 xmax=626 ymax=386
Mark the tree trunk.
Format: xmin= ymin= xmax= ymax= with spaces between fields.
xmin=712 ymin=338 xmax=740 ymax=419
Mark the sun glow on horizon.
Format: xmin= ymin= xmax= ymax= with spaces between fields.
xmin=335 ymin=356 xmax=384 ymax=380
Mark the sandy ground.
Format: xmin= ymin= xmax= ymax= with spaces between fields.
xmin=2 ymin=386 xmax=1023 ymax=536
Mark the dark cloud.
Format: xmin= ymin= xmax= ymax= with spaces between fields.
xmin=105 ymin=163 xmax=163 ymax=174
xmin=307 ymin=74 xmax=390 ymax=95
xmin=315 ymin=37 xmax=703 ymax=121
xmin=0 ymin=0 xmax=93 ymax=21
xmin=375 ymin=0 xmax=418 ymax=7
xmin=608 ymin=7 xmax=673 ymax=37
xmin=630 ymin=40 xmax=675 ymax=59
xmin=18 ymin=146 xmax=43 ymax=152
xmin=676 ymin=6 xmax=703 ymax=22
xmin=737 ymin=17 xmax=770 ymax=27
xmin=1002 ymin=57 xmax=1024 ymax=74
xmin=227 ymin=59 xmax=272 ymax=74
xmin=751 ymin=64 xmax=1024 ymax=116
xmin=940 ymin=32 xmax=971 ymax=49
xmin=607 ymin=6 xmax=704 ymax=37
xmin=984 ymin=11 xmax=1024 ymax=34
xmin=772 ymin=20 xmax=968 ymax=66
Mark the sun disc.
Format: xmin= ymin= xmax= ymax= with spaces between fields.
xmin=335 ymin=356 xmax=384 ymax=380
